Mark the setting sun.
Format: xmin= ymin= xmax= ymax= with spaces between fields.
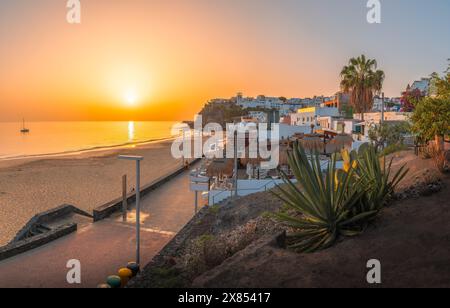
xmin=124 ymin=89 xmax=138 ymax=106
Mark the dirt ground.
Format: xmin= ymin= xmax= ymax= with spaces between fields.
xmin=388 ymin=150 xmax=442 ymax=191
xmin=194 ymin=175 xmax=450 ymax=288
xmin=132 ymin=150 xmax=450 ymax=288
xmin=193 ymin=154 xmax=450 ymax=288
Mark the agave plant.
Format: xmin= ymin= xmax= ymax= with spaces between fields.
xmin=273 ymin=143 xmax=378 ymax=253
xmin=353 ymin=145 xmax=409 ymax=213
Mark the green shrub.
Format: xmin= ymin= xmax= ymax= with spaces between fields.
xmin=208 ymin=205 xmax=221 ymax=215
xmin=380 ymin=144 xmax=408 ymax=156
xmin=149 ymin=267 xmax=186 ymax=288
xmin=354 ymin=145 xmax=409 ymax=214
xmin=273 ymin=143 xmax=377 ymax=253
xmin=368 ymin=122 xmax=411 ymax=153
xmin=273 ymin=143 xmax=408 ymax=253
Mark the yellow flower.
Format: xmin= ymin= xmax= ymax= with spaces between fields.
xmin=352 ymin=160 xmax=358 ymax=169
xmin=343 ymin=161 xmax=351 ymax=173
xmin=341 ymin=149 xmax=350 ymax=164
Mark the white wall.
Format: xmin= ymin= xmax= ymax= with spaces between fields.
xmin=354 ymin=112 xmax=411 ymax=123
xmin=207 ymin=159 xmax=345 ymax=205
xmin=279 ymin=124 xmax=314 ymax=139
xmin=331 ymin=120 xmax=356 ymax=135
xmin=208 ymin=179 xmax=285 ymax=205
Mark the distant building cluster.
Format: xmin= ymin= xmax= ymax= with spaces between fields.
xmin=236 ymin=92 xmax=329 ymax=116
xmin=205 ymin=74 xmax=429 ymax=141
xmin=233 ymin=90 xmax=409 ymax=116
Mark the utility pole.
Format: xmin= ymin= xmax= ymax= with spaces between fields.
xmin=118 ymin=155 xmax=144 ymax=267
xmin=381 ymin=92 xmax=385 ymax=125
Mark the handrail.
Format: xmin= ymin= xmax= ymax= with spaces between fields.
xmin=211 ymin=189 xmax=231 ymax=206
xmin=210 ymin=179 xmax=278 ymax=205
xmin=209 ymin=157 xmax=336 ymax=206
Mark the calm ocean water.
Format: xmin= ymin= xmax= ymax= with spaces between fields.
xmin=0 ymin=121 xmax=177 ymax=160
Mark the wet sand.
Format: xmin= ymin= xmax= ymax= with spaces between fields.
xmin=0 ymin=140 xmax=184 ymax=246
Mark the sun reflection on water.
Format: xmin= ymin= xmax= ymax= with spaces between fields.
xmin=128 ymin=121 xmax=135 ymax=142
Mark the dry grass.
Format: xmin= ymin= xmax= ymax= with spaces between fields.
xmin=429 ymin=147 xmax=448 ymax=173
xmin=179 ymin=216 xmax=282 ymax=280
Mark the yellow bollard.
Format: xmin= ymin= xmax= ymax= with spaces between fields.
xmin=118 ymin=268 xmax=133 ymax=287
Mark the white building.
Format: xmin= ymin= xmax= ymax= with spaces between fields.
xmin=317 ymin=116 xmax=361 ymax=135
xmin=279 ymin=102 xmax=300 ymax=116
xmin=372 ymin=96 xmax=384 ymax=112
xmin=247 ymin=111 xmax=268 ymax=123
xmin=300 ymin=96 xmax=329 ymax=107
xmin=236 ymin=93 xmax=284 ymax=110
xmin=352 ymin=112 xmax=412 ymax=140
xmin=354 ymin=112 xmax=411 ymax=124
xmin=287 ymin=98 xmax=304 ymax=106
xmin=371 ymin=96 xmax=403 ymax=112
xmin=290 ymin=107 xmax=340 ymax=126
xmin=278 ymin=123 xmax=315 ymax=139
xmin=410 ymin=78 xmax=430 ymax=96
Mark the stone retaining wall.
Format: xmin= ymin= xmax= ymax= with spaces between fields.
xmin=0 ymin=224 xmax=77 ymax=262
xmin=93 ymin=159 xmax=200 ymax=221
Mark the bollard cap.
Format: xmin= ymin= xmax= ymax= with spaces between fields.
xmin=127 ymin=262 xmax=140 ymax=276
xmin=106 ymin=275 xmax=122 ymax=288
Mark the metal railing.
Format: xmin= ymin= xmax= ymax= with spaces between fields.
xmin=209 ymin=159 xmax=334 ymax=205
xmin=210 ymin=179 xmax=278 ymax=205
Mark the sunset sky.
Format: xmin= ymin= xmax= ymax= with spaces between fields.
xmin=0 ymin=0 xmax=449 ymax=121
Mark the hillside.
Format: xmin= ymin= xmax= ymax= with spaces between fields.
xmin=129 ymin=151 xmax=450 ymax=288
xmin=199 ymin=100 xmax=246 ymax=126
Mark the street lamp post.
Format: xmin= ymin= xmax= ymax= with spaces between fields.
xmin=234 ymin=130 xmax=238 ymax=199
xmin=118 ymin=155 xmax=144 ymax=267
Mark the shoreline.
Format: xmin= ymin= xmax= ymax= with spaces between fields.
xmin=0 ymin=136 xmax=177 ymax=163
xmin=0 ymin=138 xmax=185 ymax=246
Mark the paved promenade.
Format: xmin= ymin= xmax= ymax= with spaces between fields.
xmin=0 ymin=166 xmax=200 ymax=288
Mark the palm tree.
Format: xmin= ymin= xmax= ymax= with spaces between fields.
xmin=340 ymin=55 xmax=385 ymax=121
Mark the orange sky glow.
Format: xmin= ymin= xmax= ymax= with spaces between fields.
xmin=1 ymin=0 xmax=449 ymax=121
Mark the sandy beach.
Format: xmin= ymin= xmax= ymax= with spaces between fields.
xmin=0 ymin=140 xmax=184 ymax=246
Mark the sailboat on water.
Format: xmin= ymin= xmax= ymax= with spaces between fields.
xmin=20 ymin=118 xmax=30 ymax=133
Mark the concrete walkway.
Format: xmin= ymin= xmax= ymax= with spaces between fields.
xmin=0 ymin=166 xmax=201 ymax=288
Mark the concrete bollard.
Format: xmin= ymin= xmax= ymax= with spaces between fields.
xmin=118 ymin=268 xmax=133 ymax=287
xmin=106 ymin=275 xmax=122 ymax=288
xmin=127 ymin=262 xmax=140 ymax=277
